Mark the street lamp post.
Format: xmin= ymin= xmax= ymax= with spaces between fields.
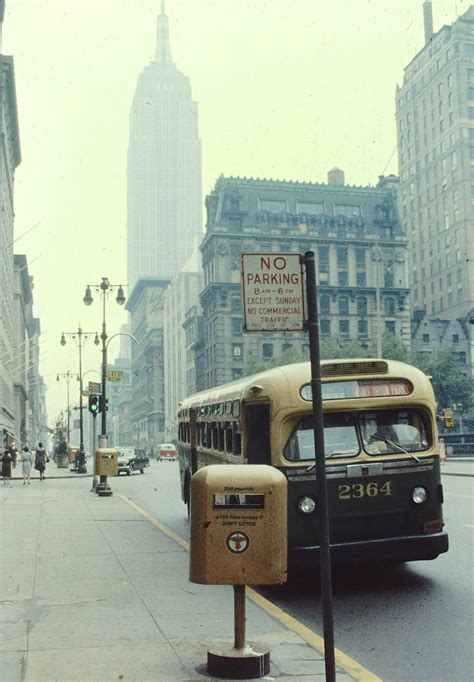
xmin=56 ymin=370 xmax=76 ymax=444
xmin=81 ymin=369 xmax=102 ymax=491
xmin=60 ymin=327 xmax=100 ymax=471
xmin=83 ymin=278 xmax=126 ymax=496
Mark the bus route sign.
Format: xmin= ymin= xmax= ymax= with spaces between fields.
xmin=240 ymin=253 xmax=305 ymax=332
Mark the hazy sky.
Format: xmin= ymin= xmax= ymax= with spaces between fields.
xmin=3 ymin=0 xmax=463 ymax=427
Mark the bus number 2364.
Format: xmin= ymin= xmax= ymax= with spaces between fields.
xmin=338 ymin=481 xmax=392 ymax=500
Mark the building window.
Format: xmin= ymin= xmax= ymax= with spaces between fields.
xmin=385 ymin=321 xmax=396 ymax=334
xmin=231 ymin=296 xmax=241 ymax=313
xmin=258 ymin=199 xmax=287 ymax=213
xmin=337 ymin=248 xmax=348 ymax=267
xmin=468 ymin=107 xmax=474 ymax=120
xmin=357 ymin=297 xmax=367 ymax=315
xmin=297 ymin=202 xmax=325 ymax=215
xmin=339 ymin=320 xmax=349 ymax=337
xmin=231 ymin=318 xmax=242 ymax=335
xmin=338 ymin=270 xmax=348 ymax=287
xmin=318 ymin=247 xmax=329 ymax=283
xmin=334 ymin=204 xmax=361 ymax=218
xmin=262 ymin=343 xmax=273 ymax=359
xmin=320 ymin=319 xmax=331 ymax=337
xmin=385 ymin=298 xmax=396 ymax=315
xmin=339 ymin=297 xmax=349 ymax=315
xmin=357 ymin=319 xmax=368 ymax=336
xmin=356 ymin=272 xmax=367 ymax=287
xmin=232 ymin=344 xmax=243 ymax=359
xmin=320 ymin=294 xmax=330 ymax=314
xmin=282 ymin=343 xmax=293 ymax=352
xmin=356 ymin=249 xmax=366 ymax=268
xmin=452 ymin=334 xmax=459 ymax=344
xmin=422 ymin=333 xmax=430 ymax=343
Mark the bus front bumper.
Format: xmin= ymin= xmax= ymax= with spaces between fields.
xmin=289 ymin=531 xmax=449 ymax=567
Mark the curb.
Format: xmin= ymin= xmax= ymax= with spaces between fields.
xmin=441 ymin=472 xmax=474 ymax=478
xmin=9 ymin=474 xmax=93 ymax=480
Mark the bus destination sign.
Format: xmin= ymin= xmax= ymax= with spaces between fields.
xmin=241 ymin=253 xmax=305 ymax=332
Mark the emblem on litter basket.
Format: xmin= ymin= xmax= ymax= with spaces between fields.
xmin=226 ymin=531 xmax=250 ymax=554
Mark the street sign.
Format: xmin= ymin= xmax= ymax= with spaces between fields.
xmin=240 ymin=253 xmax=305 ymax=332
xmin=107 ymin=370 xmax=123 ymax=382
xmin=89 ymin=381 xmax=101 ymax=394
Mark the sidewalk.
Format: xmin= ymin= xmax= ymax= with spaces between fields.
xmin=10 ymin=463 xmax=92 ymax=481
xmin=0 ymin=479 xmax=363 ymax=682
xmin=441 ymin=457 xmax=474 ymax=477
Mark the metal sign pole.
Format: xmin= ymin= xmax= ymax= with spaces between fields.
xmin=304 ymin=251 xmax=335 ymax=682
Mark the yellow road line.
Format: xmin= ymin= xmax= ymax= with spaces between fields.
xmin=117 ymin=493 xmax=382 ymax=682
xmin=446 ymin=492 xmax=474 ymax=499
xmin=247 ymin=588 xmax=382 ymax=682
xmin=117 ymin=494 xmax=189 ymax=551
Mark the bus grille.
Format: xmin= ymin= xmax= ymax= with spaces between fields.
xmin=321 ymin=361 xmax=388 ymax=377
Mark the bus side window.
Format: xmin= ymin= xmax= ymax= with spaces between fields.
xmin=225 ymin=421 xmax=233 ymax=452
xmin=232 ymin=422 xmax=241 ymax=455
xmin=245 ymin=404 xmax=271 ymax=464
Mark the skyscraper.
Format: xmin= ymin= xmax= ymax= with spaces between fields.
xmin=127 ymin=2 xmax=202 ymax=289
xmin=396 ymin=3 xmax=474 ymax=374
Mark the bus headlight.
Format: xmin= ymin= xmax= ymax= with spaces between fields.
xmin=298 ymin=496 xmax=316 ymax=514
xmin=412 ymin=486 xmax=428 ymax=504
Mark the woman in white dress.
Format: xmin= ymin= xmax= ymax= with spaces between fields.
xmin=20 ymin=447 xmax=33 ymax=485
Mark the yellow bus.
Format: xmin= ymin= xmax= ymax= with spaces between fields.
xmin=177 ymin=358 xmax=448 ymax=567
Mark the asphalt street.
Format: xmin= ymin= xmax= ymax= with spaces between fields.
xmin=112 ymin=459 xmax=474 ymax=682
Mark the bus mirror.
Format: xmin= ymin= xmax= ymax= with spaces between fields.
xmin=442 ymin=408 xmax=455 ymax=429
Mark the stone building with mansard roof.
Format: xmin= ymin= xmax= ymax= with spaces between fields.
xmin=194 ymin=171 xmax=410 ymax=389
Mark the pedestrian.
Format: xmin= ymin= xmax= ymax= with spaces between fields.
xmin=9 ymin=443 xmax=17 ymax=468
xmin=35 ymin=443 xmax=48 ymax=481
xmin=2 ymin=449 xmax=13 ymax=486
xmin=439 ymin=438 xmax=447 ymax=463
xmin=20 ymin=446 xmax=33 ymax=485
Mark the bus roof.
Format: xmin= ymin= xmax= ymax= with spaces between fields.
xmin=178 ymin=359 xmax=435 ymax=412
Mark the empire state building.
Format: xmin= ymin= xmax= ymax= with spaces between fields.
xmin=127 ymin=3 xmax=202 ymax=288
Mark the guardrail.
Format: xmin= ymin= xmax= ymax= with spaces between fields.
xmin=446 ymin=443 xmax=474 ymax=457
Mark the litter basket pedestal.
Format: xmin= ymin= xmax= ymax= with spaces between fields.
xmin=207 ymin=585 xmax=270 ymax=679
xmin=190 ymin=464 xmax=287 ymax=679
xmin=95 ymin=449 xmax=117 ymax=497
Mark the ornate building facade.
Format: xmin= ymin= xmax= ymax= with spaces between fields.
xmin=196 ymin=172 xmax=410 ymax=389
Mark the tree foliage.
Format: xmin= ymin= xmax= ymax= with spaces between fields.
xmin=52 ymin=414 xmax=68 ymax=462
xmin=243 ymin=332 xmax=473 ymax=411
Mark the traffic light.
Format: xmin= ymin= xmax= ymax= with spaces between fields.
xmin=442 ymin=408 xmax=455 ymax=429
xmin=99 ymin=396 xmax=109 ymax=412
xmin=88 ymin=395 xmax=100 ymax=414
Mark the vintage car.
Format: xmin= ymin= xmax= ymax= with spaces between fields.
xmin=117 ymin=447 xmax=150 ymax=475
xmin=157 ymin=443 xmax=178 ymax=462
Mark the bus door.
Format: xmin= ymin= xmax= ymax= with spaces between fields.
xmin=244 ymin=402 xmax=271 ymax=464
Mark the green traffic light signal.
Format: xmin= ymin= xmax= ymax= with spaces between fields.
xmin=88 ymin=395 xmax=100 ymax=414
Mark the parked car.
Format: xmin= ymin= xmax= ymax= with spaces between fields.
xmin=157 ymin=443 xmax=178 ymax=462
xmin=117 ymin=447 xmax=150 ymax=475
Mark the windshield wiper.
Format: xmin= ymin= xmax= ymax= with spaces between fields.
xmin=372 ymin=436 xmax=421 ymax=463
xmin=305 ymin=452 xmax=346 ymax=472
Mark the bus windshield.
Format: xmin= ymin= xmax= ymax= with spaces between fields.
xmin=284 ymin=413 xmax=360 ymax=461
xmin=360 ymin=409 xmax=428 ymax=455
xmin=284 ymin=408 xmax=429 ymax=461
